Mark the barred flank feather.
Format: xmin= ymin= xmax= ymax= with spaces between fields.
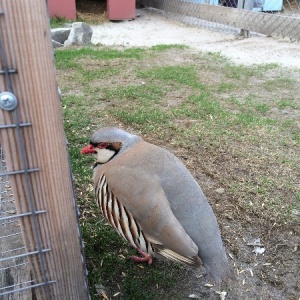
xmin=95 ymin=174 xmax=203 ymax=267
xmin=96 ymin=174 xmax=153 ymax=254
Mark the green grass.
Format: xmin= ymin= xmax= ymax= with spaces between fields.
xmin=174 ymin=93 xmax=226 ymax=120
xmin=150 ymin=44 xmax=188 ymax=51
xmin=50 ymin=16 xmax=69 ymax=28
xmin=104 ymin=85 xmax=165 ymax=102
xmin=55 ymin=45 xmax=300 ymax=299
xmin=217 ymin=82 xmax=236 ymax=93
xmin=255 ymin=103 xmax=269 ymax=114
xmin=137 ymin=65 xmax=202 ymax=87
xmin=55 ymin=48 xmax=146 ymax=69
xmin=277 ymin=98 xmax=299 ymax=109
xmin=264 ymin=76 xmax=295 ymax=91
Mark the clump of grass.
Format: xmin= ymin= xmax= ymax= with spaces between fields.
xmin=55 ymin=48 xmax=146 ymax=69
xmin=150 ymin=44 xmax=188 ymax=51
xmin=50 ymin=16 xmax=69 ymax=28
xmin=137 ymin=65 xmax=203 ymax=88
xmin=104 ymin=85 xmax=164 ymax=103
xmin=277 ymin=98 xmax=299 ymax=109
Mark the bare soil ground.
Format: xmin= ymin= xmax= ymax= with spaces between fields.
xmin=73 ymin=1 xmax=300 ymax=299
xmin=89 ymin=7 xmax=300 ymax=69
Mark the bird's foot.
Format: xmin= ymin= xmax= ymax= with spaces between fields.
xmin=130 ymin=248 xmax=153 ymax=265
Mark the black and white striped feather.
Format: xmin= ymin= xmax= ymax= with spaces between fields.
xmin=95 ymin=174 xmax=154 ymax=254
xmin=95 ymin=173 xmax=201 ymax=267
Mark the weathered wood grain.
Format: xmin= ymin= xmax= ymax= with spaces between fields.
xmin=0 ymin=0 xmax=88 ymax=299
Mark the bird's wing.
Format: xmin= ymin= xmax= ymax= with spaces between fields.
xmin=94 ymin=165 xmax=200 ymax=265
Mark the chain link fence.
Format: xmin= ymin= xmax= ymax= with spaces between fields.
xmin=140 ymin=0 xmax=300 ymax=40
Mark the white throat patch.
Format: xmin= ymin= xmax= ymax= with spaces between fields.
xmin=96 ymin=148 xmax=115 ymax=163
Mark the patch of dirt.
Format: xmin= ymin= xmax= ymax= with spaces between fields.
xmin=90 ymin=8 xmax=300 ymax=68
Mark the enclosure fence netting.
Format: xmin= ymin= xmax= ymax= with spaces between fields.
xmin=1 ymin=145 xmax=51 ymax=298
xmin=140 ymin=0 xmax=300 ymax=40
xmin=0 ymin=1 xmax=89 ymax=299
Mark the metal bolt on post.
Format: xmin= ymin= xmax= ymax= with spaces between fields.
xmin=0 ymin=91 xmax=18 ymax=111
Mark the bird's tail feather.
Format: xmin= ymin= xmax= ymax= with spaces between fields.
xmin=154 ymin=244 xmax=201 ymax=267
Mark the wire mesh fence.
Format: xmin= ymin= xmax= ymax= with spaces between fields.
xmin=0 ymin=146 xmax=51 ymax=299
xmin=140 ymin=0 xmax=300 ymax=40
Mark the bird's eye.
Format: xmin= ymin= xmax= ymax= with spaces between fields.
xmin=97 ymin=142 xmax=109 ymax=149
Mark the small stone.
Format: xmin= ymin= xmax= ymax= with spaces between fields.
xmin=52 ymin=40 xmax=64 ymax=48
xmin=253 ymin=247 xmax=265 ymax=255
xmin=64 ymin=22 xmax=93 ymax=46
xmin=51 ymin=28 xmax=71 ymax=44
xmin=215 ymin=188 xmax=225 ymax=194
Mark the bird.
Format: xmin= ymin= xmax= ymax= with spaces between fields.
xmin=81 ymin=127 xmax=234 ymax=285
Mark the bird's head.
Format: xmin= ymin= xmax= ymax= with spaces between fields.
xmin=81 ymin=141 xmax=122 ymax=164
xmin=81 ymin=127 xmax=140 ymax=164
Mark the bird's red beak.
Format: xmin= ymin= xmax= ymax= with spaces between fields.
xmin=81 ymin=144 xmax=97 ymax=154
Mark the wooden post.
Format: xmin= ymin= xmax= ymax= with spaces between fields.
xmin=0 ymin=0 xmax=88 ymax=299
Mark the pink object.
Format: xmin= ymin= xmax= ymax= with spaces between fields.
xmin=107 ymin=0 xmax=136 ymax=20
xmin=48 ymin=0 xmax=76 ymax=20
xmin=131 ymin=248 xmax=153 ymax=265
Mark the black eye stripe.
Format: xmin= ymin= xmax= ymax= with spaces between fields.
xmin=107 ymin=144 xmax=117 ymax=151
xmin=91 ymin=142 xmax=98 ymax=147
xmin=98 ymin=142 xmax=109 ymax=149
xmin=91 ymin=142 xmax=110 ymax=148
xmin=91 ymin=142 xmax=121 ymax=151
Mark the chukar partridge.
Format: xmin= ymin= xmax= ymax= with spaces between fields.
xmin=81 ymin=128 xmax=233 ymax=285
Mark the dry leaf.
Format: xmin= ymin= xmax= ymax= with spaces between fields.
xmin=95 ymin=284 xmax=109 ymax=300
xmin=249 ymin=269 xmax=253 ymax=277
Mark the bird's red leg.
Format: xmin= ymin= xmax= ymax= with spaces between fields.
xmin=130 ymin=248 xmax=153 ymax=265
